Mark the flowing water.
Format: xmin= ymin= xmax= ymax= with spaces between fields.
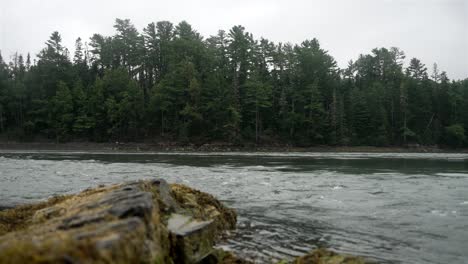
xmin=1 ymin=151 xmax=468 ymax=263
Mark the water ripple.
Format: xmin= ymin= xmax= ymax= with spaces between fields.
xmin=0 ymin=152 xmax=467 ymax=264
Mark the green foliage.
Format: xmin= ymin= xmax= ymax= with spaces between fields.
xmin=444 ymin=124 xmax=466 ymax=147
xmin=243 ymin=76 xmax=272 ymax=143
xmin=0 ymin=19 xmax=466 ymax=148
xmin=71 ymin=80 xmax=93 ymax=136
xmin=303 ymin=80 xmax=325 ymax=144
xmin=350 ymin=88 xmax=371 ymax=144
xmin=49 ymin=81 xmax=74 ymax=141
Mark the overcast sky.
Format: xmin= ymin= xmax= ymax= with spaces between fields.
xmin=1 ymin=0 xmax=467 ymax=79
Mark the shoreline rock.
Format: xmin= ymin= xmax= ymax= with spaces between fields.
xmin=0 ymin=180 xmax=238 ymax=263
xmin=0 ymin=180 xmax=370 ymax=264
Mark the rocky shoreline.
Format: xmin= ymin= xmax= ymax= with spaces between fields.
xmin=0 ymin=141 xmax=465 ymax=153
xmin=0 ymin=180 xmax=370 ymax=263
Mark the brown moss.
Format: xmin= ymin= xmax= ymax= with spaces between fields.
xmin=0 ymin=184 xmax=121 ymax=236
xmin=0 ymin=181 xmax=240 ymax=264
xmin=217 ymin=250 xmax=253 ymax=264
xmin=0 ymin=221 xmax=149 ymax=264
xmin=199 ymin=249 xmax=253 ymax=264
xmin=293 ymin=248 xmax=368 ymax=264
xmin=0 ymin=195 xmax=71 ymax=236
xmin=170 ymin=184 xmax=237 ymax=231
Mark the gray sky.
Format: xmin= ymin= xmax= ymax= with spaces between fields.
xmin=1 ymin=0 xmax=467 ymax=80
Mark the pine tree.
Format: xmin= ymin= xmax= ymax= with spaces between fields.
xmin=74 ymin=37 xmax=84 ymax=64
xmin=71 ymin=80 xmax=93 ymax=136
xmin=304 ymin=79 xmax=325 ymax=144
xmin=50 ymin=81 xmax=74 ymax=141
xmin=244 ymin=75 xmax=272 ymax=144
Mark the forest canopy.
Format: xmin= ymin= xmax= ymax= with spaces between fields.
xmin=0 ymin=18 xmax=467 ymax=147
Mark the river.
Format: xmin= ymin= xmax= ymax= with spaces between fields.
xmin=0 ymin=151 xmax=467 ymax=263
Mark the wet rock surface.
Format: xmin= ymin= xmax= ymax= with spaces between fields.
xmin=291 ymin=249 xmax=370 ymax=264
xmin=0 ymin=206 xmax=13 ymax=211
xmin=0 ymin=179 xmax=237 ymax=263
xmin=168 ymin=214 xmax=216 ymax=263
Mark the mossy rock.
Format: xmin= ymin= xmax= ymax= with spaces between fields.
xmin=293 ymin=248 xmax=371 ymax=264
xmin=0 ymin=180 xmax=237 ymax=264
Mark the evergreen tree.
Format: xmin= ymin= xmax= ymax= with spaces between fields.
xmin=49 ymin=81 xmax=74 ymax=141
xmin=243 ymin=75 xmax=272 ymax=143
xmin=71 ymin=80 xmax=93 ymax=136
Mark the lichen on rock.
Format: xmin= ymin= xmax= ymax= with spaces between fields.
xmin=0 ymin=179 xmax=237 ymax=264
xmin=0 ymin=195 xmax=71 ymax=236
xmin=171 ymin=183 xmax=237 ymax=233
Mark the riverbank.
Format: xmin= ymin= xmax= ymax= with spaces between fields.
xmin=0 ymin=141 xmax=466 ymax=153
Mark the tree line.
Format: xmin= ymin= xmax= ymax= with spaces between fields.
xmin=0 ymin=19 xmax=467 ymax=147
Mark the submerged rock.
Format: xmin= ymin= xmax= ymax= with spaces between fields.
xmin=0 ymin=179 xmax=237 ymax=264
xmin=291 ymin=248 xmax=370 ymax=264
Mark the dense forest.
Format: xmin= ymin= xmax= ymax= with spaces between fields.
xmin=0 ymin=19 xmax=467 ymax=147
